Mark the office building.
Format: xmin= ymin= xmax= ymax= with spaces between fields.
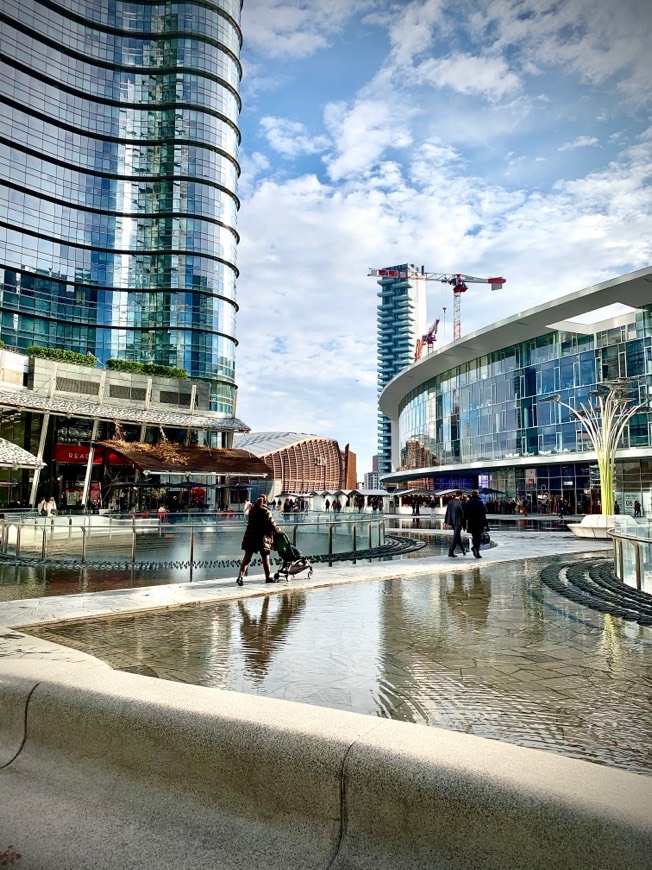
xmin=0 ymin=0 xmax=242 ymax=415
xmin=375 ymin=266 xmax=426 ymax=475
xmin=379 ymin=269 xmax=652 ymax=514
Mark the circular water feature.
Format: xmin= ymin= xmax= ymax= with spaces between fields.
xmin=28 ymin=555 xmax=652 ymax=776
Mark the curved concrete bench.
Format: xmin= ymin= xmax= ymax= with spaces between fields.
xmin=1 ymin=659 xmax=651 ymax=869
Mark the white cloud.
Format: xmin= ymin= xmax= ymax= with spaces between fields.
xmin=241 ymin=0 xmax=377 ymax=59
xmin=468 ymin=0 xmax=651 ymax=105
xmin=260 ymin=117 xmax=331 ymax=158
xmin=323 ymin=98 xmax=415 ymax=181
xmin=557 ymin=136 xmax=601 ymax=151
xmin=413 ymin=52 xmax=522 ymax=102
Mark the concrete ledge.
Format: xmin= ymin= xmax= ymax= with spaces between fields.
xmin=1 ymin=660 xmax=651 ymax=869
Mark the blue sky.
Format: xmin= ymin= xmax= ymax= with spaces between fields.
xmin=234 ymin=0 xmax=652 ymax=477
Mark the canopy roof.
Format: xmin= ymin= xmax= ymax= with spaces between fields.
xmin=0 ymin=388 xmax=249 ymax=433
xmin=96 ymin=441 xmax=272 ymax=477
xmin=0 ymin=437 xmax=45 ymax=469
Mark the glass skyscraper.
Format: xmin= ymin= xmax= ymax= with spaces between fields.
xmin=375 ymin=265 xmax=426 ymax=475
xmin=0 ymin=0 xmax=242 ymax=414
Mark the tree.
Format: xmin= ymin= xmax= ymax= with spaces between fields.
xmin=541 ymin=378 xmax=648 ymax=515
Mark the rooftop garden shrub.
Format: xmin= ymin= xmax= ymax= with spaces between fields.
xmin=25 ymin=346 xmax=98 ymax=367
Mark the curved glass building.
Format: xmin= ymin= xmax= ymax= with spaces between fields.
xmin=380 ymin=269 xmax=652 ymax=515
xmin=0 ymin=0 xmax=242 ymax=414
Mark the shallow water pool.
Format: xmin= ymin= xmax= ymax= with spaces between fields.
xmin=29 ymin=555 xmax=652 ymax=775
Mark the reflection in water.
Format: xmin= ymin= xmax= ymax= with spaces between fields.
xmin=28 ymin=556 xmax=652 ymax=775
xmin=238 ymin=593 xmax=306 ymax=681
xmin=445 ymin=569 xmax=491 ymax=628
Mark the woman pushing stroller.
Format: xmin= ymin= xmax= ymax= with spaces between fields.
xmin=236 ymin=494 xmax=281 ymax=586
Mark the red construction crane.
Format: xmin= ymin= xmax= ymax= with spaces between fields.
xmin=369 ymin=265 xmax=506 ymax=342
xmin=414 ymin=317 xmax=440 ymax=361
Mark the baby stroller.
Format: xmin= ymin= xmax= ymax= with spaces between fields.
xmin=273 ymin=531 xmax=313 ymax=582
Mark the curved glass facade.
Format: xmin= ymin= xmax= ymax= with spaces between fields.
xmin=0 ymin=0 xmax=242 ymax=413
xmin=396 ymin=307 xmax=652 ymax=512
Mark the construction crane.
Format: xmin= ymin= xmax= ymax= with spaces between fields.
xmin=414 ymin=317 xmax=440 ymax=362
xmin=369 ymin=265 xmax=506 ymax=342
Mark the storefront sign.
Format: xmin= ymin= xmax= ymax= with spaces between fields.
xmin=54 ymin=444 xmax=130 ymax=465
xmin=55 ymin=445 xmax=100 ymax=464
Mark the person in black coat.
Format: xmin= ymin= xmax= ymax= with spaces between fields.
xmin=237 ymin=494 xmax=281 ymax=586
xmin=464 ymin=490 xmax=489 ymax=559
xmin=444 ymin=492 xmax=467 ymax=557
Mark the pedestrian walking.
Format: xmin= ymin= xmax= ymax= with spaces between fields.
xmin=634 ymin=500 xmax=642 ymax=517
xmin=37 ymin=497 xmax=46 ymax=515
xmin=444 ymin=492 xmax=467 ymax=557
xmin=236 ymin=494 xmax=281 ymax=586
xmin=463 ymin=490 xmax=489 ymax=559
xmin=45 ymin=496 xmax=57 ymax=517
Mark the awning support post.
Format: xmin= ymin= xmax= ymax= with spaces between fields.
xmin=81 ymin=419 xmax=100 ymax=509
xmin=29 ymin=412 xmax=50 ymax=507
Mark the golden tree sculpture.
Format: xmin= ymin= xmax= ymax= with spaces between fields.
xmin=542 ymin=378 xmax=648 ymax=515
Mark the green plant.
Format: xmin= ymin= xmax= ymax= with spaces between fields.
xmin=106 ymin=359 xmax=187 ymax=379
xmin=25 ymin=346 xmax=98 ymax=367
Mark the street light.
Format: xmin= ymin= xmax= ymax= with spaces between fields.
xmin=541 ymin=378 xmax=648 ymax=516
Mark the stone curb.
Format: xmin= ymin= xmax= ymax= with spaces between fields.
xmin=1 ymin=660 xmax=651 ymax=869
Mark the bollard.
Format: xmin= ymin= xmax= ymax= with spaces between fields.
xmin=368 ymin=522 xmax=373 ymax=549
xmin=1 ymin=523 xmax=6 ymax=555
xmin=328 ymin=523 xmax=334 ymax=556
xmin=352 ymin=524 xmax=357 ymax=564
xmin=380 ymin=520 xmax=386 ymax=546
xmin=189 ymin=527 xmax=194 ymax=582
xmin=68 ymin=516 xmax=73 ymax=540
xmin=292 ymin=524 xmax=298 ymax=545
xmin=15 ymin=525 xmax=21 ymax=559
xmin=41 ymin=524 xmax=48 ymax=560
xmin=80 ymin=526 xmax=87 ymax=564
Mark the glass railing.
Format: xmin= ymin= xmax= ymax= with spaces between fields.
xmin=608 ymin=518 xmax=652 ymax=594
xmin=0 ymin=512 xmax=387 ymax=575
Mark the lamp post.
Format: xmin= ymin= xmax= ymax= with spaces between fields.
xmin=541 ymin=378 xmax=648 ymax=516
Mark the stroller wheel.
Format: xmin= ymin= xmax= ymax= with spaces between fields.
xmin=273 ymin=572 xmax=279 ymax=581
xmin=307 ymin=567 xmax=313 ymax=578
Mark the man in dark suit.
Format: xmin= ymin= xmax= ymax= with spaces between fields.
xmin=444 ymin=492 xmax=467 ymax=557
xmin=464 ymin=490 xmax=489 ymax=558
